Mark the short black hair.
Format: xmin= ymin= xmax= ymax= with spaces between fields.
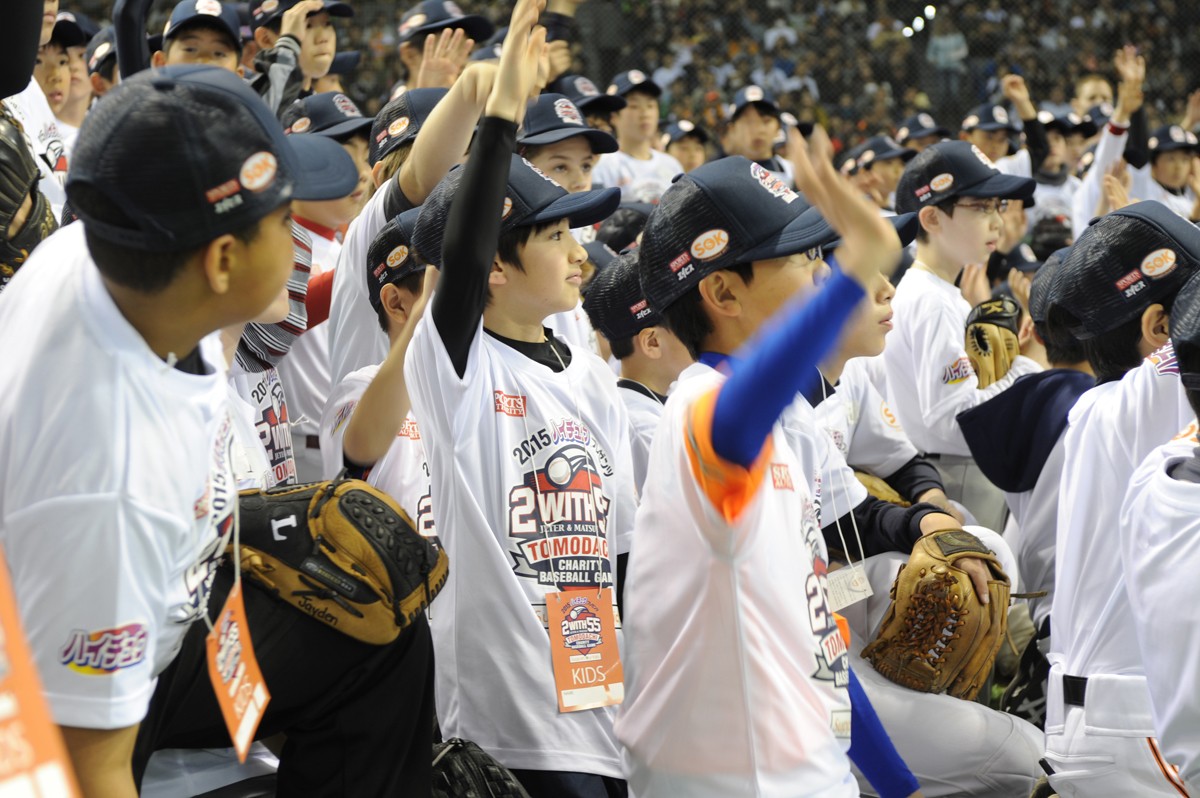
xmin=608 ymin=334 xmax=634 ymax=359
xmin=72 ymin=183 xmax=263 ymax=294
xmin=375 ymin=269 xmax=426 ymax=332
xmin=495 ymin=220 xmax=563 ymax=272
xmin=1048 ymin=305 xmax=1145 ymax=384
xmin=1036 ymin=309 xmax=1086 ymax=366
xmin=915 ymin=197 xmax=956 ymax=243
xmin=660 ymin=261 xmax=755 ymax=358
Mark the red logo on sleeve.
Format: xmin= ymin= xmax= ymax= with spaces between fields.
xmin=494 ymin=391 xmax=528 ymax=417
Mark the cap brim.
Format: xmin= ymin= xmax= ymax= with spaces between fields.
xmin=957 ymin=172 xmax=1036 ymax=202
xmin=742 ymin=206 xmax=835 ymax=261
xmin=576 ymin=94 xmax=626 ymax=115
xmin=526 ymin=186 xmax=621 ymax=228
xmin=972 ymin=122 xmax=1018 ymax=132
xmin=518 ymin=127 xmax=619 ymax=153
xmin=403 ymin=15 xmax=494 ymax=44
xmin=867 ymin=146 xmax=917 ymax=164
xmin=322 ymin=2 xmax=354 ymax=18
xmin=314 ymin=116 xmax=374 ymax=139
xmin=619 ymin=83 xmax=661 ymax=98
xmin=907 ymin=126 xmax=949 ymax=140
xmin=286 ymin=135 xmax=359 ymax=200
xmin=669 ymin=128 xmax=709 ymax=144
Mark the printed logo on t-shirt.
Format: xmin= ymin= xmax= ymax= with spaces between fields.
xmin=881 ymin=400 xmax=901 ymax=430
xmin=507 ymin=419 xmax=615 ymax=588
xmin=801 ymin=499 xmax=849 ymax=689
xmin=251 ymin=369 xmax=297 ymax=487
xmin=941 ymin=356 xmax=974 ymax=385
xmin=1149 ymin=342 xmax=1179 ymax=376
xmin=1173 ymin=420 xmax=1199 ymax=443
xmin=398 ymin=418 xmax=421 ymax=440
xmin=770 ymin=463 xmax=794 ymax=491
xmin=60 ymin=623 xmax=149 ymax=675
xmin=181 ymin=413 xmax=237 ymax=625
xmin=494 ymin=390 xmax=527 ymax=416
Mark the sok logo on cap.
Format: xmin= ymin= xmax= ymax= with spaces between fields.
xmin=387 ymin=245 xmax=409 ymax=268
xmin=240 ymin=152 xmax=277 ymax=192
xmin=1141 ymin=248 xmax=1177 ymax=278
xmin=690 ymin=229 xmax=729 ymax=261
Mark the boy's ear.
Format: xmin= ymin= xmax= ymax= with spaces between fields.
xmin=254 ymin=27 xmax=277 ymax=51
xmin=917 ymin=205 xmax=940 ymax=236
xmin=151 ymin=49 xmax=167 ymax=68
xmin=697 ymin=269 xmax=742 ymax=320
xmin=89 ymin=73 xmax=109 ymax=96
xmin=199 ymin=233 xmax=239 ymax=295
xmin=1141 ymin=303 xmax=1171 ymax=349
xmin=489 ymin=255 xmax=509 ymax=287
xmin=635 ymin=326 xmax=662 ymax=359
xmin=379 ymin=283 xmax=409 ymax=324
xmin=371 ymin=160 xmax=387 ymax=188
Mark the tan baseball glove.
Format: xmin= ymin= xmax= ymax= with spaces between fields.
xmin=965 ymin=296 xmax=1021 ymax=388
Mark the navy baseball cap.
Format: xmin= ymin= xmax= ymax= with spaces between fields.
xmin=896 ymin=112 xmax=949 ymax=144
xmin=596 ymin=202 xmax=655 ymax=252
xmin=583 ymin=240 xmax=620 ymax=273
xmin=67 ymin=65 xmax=357 ymax=251
xmin=727 ymin=84 xmax=780 ymax=121
xmin=1149 ymin=125 xmax=1200 ymax=156
xmin=518 ymin=94 xmax=617 ymax=153
xmin=250 ymin=0 xmax=352 ymax=31
xmin=1038 ymin=110 xmax=1098 ymax=139
xmin=367 ymin=207 xmax=425 ymax=311
xmin=584 ymin=251 xmax=661 ymax=341
xmin=961 ymin=104 xmax=1020 ymax=133
xmin=369 ymin=87 xmax=447 ymax=165
xmin=328 ymin=50 xmax=361 ymax=75
xmin=1049 ymin=201 xmax=1200 ymax=339
xmin=1008 ymin=241 xmax=1041 ymax=273
xmin=56 ymin=11 xmax=101 ymax=40
xmin=638 ymin=157 xmax=833 ymax=312
xmin=607 ymin=70 xmax=661 ymax=99
xmin=838 ymin=141 xmax=867 ymax=177
xmin=469 ymin=26 xmax=505 ymax=62
xmin=48 ymin=16 xmax=88 ymax=48
xmin=282 ymin=91 xmax=372 ymax=138
xmin=663 ymin=119 xmax=710 ymax=146
xmin=396 ymin=0 xmax=494 ymax=45
xmin=1169 ymin=273 xmax=1200 ymax=388
xmin=856 ymin=135 xmax=917 ymax=169
xmin=1085 ymin=102 xmax=1114 ymax=129
xmin=164 ymin=0 xmax=243 ymax=47
xmin=1029 ymin=247 xmax=1069 ymax=326
xmin=896 ymin=141 xmax=1036 ymax=214
xmin=549 ymin=74 xmax=626 ymax=117
xmin=414 ymin=155 xmax=620 ymax=267
xmin=85 ymin=27 xmax=117 ymax=76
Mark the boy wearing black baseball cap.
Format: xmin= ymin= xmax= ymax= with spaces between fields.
xmin=722 ymin=84 xmax=795 ymax=187
xmin=662 ymin=118 xmax=709 ymax=173
xmin=592 ymin=70 xmax=683 ymax=202
xmin=0 ymin=65 xmax=432 ymax=795
xmin=883 ymin=140 xmax=1039 ymax=530
xmin=152 ymin=0 xmax=245 ymax=72
xmin=1042 ymin=201 xmax=1199 ymax=798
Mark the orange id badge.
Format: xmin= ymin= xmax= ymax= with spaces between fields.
xmin=206 ymin=583 xmax=270 ymax=762
xmin=546 ymin=588 xmax=624 ymax=713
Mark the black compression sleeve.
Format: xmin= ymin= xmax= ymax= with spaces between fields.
xmin=1023 ymin=115 xmax=1049 ymax=174
xmin=0 ymin=0 xmax=41 ymax=100
xmin=431 ymin=116 xmax=517 ymax=378
xmin=1124 ymin=107 xmax=1150 ymax=170
xmin=884 ymin=455 xmax=946 ymax=504
xmin=823 ymin=498 xmax=941 ymax=557
xmin=113 ymin=0 xmax=153 ymax=78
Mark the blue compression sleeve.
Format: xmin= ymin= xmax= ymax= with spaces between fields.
xmin=847 ymin=668 xmax=921 ymax=798
xmin=710 ymin=270 xmax=864 ymax=468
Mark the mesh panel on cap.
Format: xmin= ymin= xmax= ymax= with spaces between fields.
xmin=1170 ymin=272 xmax=1200 ymax=348
xmin=638 ymin=179 xmax=737 ymax=313
xmin=583 ymin=252 xmax=658 ymax=341
xmin=412 ymin=166 xmax=463 ymax=264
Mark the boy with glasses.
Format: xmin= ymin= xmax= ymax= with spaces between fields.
xmin=882 ymin=140 xmax=1040 ymax=529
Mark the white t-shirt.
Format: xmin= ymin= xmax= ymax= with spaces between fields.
xmin=615 ymin=363 xmax=855 ymax=798
xmin=815 ymin=358 xmax=917 ymax=480
xmin=3 ymin=79 xmax=68 ymax=220
xmin=1050 ymin=342 xmax=1194 ymax=686
xmin=547 ymin=300 xmax=599 ymax=355
xmin=591 ymin=149 xmax=684 ymax=203
xmin=328 ymin=183 xmax=396 ymax=385
xmin=617 ymin=381 xmax=665 ymax=496
xmin=56 ymin=119 xmax=79 ymax=161
xmin=0 ymin=224 xmax=236 ymax=729
xmin=227 ymin=364 xmax=297 ymax=488
xmin=319 ymin=365 xmax=436 ymax=540
xmin=405 ymin=312 xmax=637 ymax=776
xmin=884 ymin=266 xmax=1040 ymax=456
xmin=1003 ymin=434 xmax=1068 ymax=628
xmin=1121 ymin=429 xmax=1200 ymax=789
xmin=277 ymin=222 xmax=341 ymax=482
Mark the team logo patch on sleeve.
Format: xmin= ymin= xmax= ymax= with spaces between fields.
xmin=494 ymin=391 xmax=527 ymax=416
xmin=942 ymin=356 xmax=974 ymax=384
xmin=60 ymin=624 xmax=149 ymax=674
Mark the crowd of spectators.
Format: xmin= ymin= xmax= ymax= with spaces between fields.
xmin=78 ymin=0 xmax=1200 ymax=152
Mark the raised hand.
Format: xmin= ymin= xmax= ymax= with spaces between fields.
xmin=415 ymin=28 xmax=475 ymax=89
xmin=280 ymin=0 xmax=326 ymax=43
xmin=484 ymin=0 xmax=548 ymax=124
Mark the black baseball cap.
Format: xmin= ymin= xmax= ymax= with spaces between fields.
xmin=48 ymin=16 xmax=88 ymax=49
xmin=56 ymin=11 xmax=101 ymax=40
xmin=1149 ymin=125 xmax=1200 ymax=156
xmin=1029 ymin=247 xmax=1069 ymax=326
xmin=1038 ymin=110 xmax=1098 ymax=139
xmin=548 ymin=74 xmax=626 ymax=117
xmin=838 ymin=141 xmax=866 ymax=176
xmin=517 ymin=94 xmax=617 ymax=153
xmin=1086 ymin=102 xmax=1114 ymax=130
xmin=414 ymin=155 xmax=620 ymax=268
xmin=584 ymin=251 xmax=661 ymax=341
xmin=896 ymin=112 xmax=949 ymax=144
xmin=856 ymin=135 xmax=917 ymax=169
xmin=1048 ymin=201 xmax=1200 ymax=339
xmin=727 ymin=84 xmax=779 ymax=122
xmin=328 ymin=50 xmax=361 ymax=75
xmin=369 ymin=87 xmax=447 ymax=165
xmin=164 ymin=0 xmax=244 ymax=48
xmin=583 ymin=240 xmax=619 ymax=273
xmin=85 ymin=27 xmax=117 ymax=76
xmin=596 ymin=202 xmax=655 ymax=252
xmin=250 ymin=0 xmax=352 ymax=31
xmin=961 ymin=104 xmax=1020 ymax=133
xmin=1008 ymin=241 xmax=1041 ymax=273
xmin=1169 ymin=273 xmax=1200 ymax=388
xmin=67 ymin=65 xmax=357 ymax=251
xmin=282 ymin=91 xmax=372 ymax=138
xmin=367 ymin=207 xmax=425 ymax=311
xmin=663 ymin=119 xmax=709 ymax=146
xmin=396 ymin=0 xmax=494 ymax=45
xmin=895 ymin=141 xmax=1036 ymax=214
xmin=607 ymin=70 xmax=661 ymax=99
xmin=637 ymin=156 xmax=832 ymax=312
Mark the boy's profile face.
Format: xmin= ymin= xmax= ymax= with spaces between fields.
xmin=159 ymin=26 xmax=241 ymax=72
xmin=33 ymin=43 xmax=71 ymax=115
xmin=964 ymin=128 xmax=1009 ymax=164
xmin=227 ymin=204 xmax=296 ymax=322
xmin=729 ymin=249 xmax=830 ymax=333
xmin=501 ymin=218 xmax=587 ymax=316
xmin=525 ymin=137 xmax=597 ymax=194
xmin=933 ymin=197 xmax=1003 ymax=265
xmin=868 ymin=156 xmax=906 ymax=196
xmin=840 ymin=266 xmax=895 ymax=359
xmin=299 ymin=11 xmax=336 ymax=79
xmin=613 ymin=91 xmax=659 ymax=147
xmin=725 ymin=105 xmax=779 ymax=161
